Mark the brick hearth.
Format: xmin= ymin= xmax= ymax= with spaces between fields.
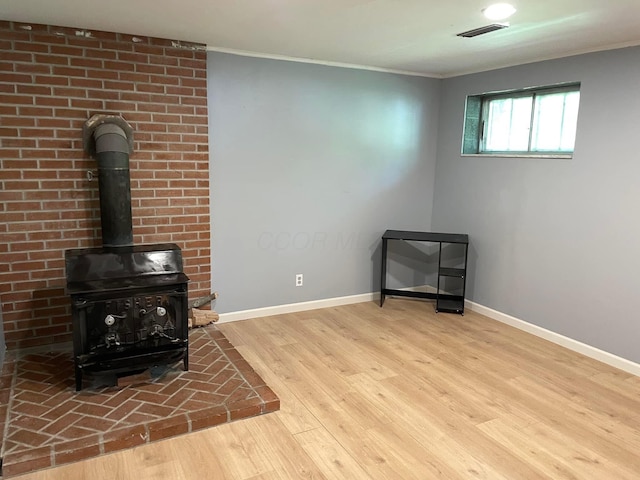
xmin=0 ymin=325 xmax=279 ymax=477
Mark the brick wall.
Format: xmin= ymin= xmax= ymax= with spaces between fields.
xmin=0 ymin=21 xmax=211 ymax=350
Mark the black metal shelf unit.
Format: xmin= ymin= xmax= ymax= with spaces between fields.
xmin=380 ymin=230 xmax=469 ymax=315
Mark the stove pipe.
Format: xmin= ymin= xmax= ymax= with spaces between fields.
xmin=83 ymin=115 xmax=135 ymax=248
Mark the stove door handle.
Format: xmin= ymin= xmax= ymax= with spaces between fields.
xmin=104 ymin=313 xmax=127 ymax=326
xmin=140 ymin=306 xmax=167 ymax=317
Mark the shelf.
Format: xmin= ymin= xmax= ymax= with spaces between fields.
xmin=380 ymin=230 xmax=468 ymax=315
xmin=439 ymin=267 xmax=465 ymax=278
xmin=382 ymin=230 xmax=469 ymax=244
xmin=436 ymin=298 xmax=465 ymax=314
xmin=382 ymin=289 xmax=437 ymax=300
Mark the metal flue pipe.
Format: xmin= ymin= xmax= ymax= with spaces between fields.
xmin=83 ymin=114 xmax=135 ymax=248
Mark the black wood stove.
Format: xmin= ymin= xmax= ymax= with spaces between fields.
xmin=65 ymin=244 xmax=189 ymax=391
xmin=65 ymin=114 xmax=189 ymax=390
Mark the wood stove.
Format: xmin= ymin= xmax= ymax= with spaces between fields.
xmin=65 ymin=244 xmax=189 ymax=391
xmin=65 ymin=114 xmax=190 ymax=390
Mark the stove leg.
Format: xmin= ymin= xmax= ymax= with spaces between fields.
xmin=183 ymin=348 xmax=189 ymax=371
xmin=75 ymin=365 xmax=82 ymax=391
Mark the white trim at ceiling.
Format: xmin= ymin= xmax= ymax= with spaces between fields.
xmin=208 ymin=39 xmax=640 ymax=79
xmin=206 ymin=45 xmax=442 ymax=79
xmin=445 ymin=39 xmax=640 ymax=78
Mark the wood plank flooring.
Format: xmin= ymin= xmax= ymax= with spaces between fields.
xmin=13 ymin=299 xmax=640 ymax=479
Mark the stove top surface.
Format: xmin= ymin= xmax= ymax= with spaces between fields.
xmin=65 ymin=243 xmax=188 ymax=293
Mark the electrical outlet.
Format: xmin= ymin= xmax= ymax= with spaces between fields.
xmin=295 ymin=274 xmax=303 ymax=287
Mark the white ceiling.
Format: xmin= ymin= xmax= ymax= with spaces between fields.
xmin=2 ymin=0 xmax=640 ymax=77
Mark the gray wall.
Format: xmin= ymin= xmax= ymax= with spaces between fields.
xmin=208 ymin=52 xmax=441 ymax=313
xmin=433 ymin=46 xmax=640 ymax=363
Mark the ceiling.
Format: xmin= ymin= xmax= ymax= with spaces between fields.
xmin=2 ymin=0 xmax=640 ymax=77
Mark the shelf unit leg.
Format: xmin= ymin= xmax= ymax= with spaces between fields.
xmin=380 ymin=238 xmax=387 ymax=307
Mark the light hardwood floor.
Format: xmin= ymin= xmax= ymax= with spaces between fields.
xmin=15 ymin=299 xmax=640 ymax=479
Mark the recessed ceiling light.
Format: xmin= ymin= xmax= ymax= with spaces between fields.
xmin=483 ymin=3 xmax=516 ymax=21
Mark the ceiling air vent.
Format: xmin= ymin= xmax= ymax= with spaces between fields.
xmin=457 ymin=23 xmax=509 ymax=38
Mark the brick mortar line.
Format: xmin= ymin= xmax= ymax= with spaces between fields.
xmin=0 ymin=91 xmax=206 ymax=99
xmin=3 ymin=62 xmax=206 ymax=77
xmin=0 ymin=360 xmax=19 ymax=462
xmin=2 ymin=104 xmax=200 ymax=112
xmin=202 ymin=328 xmax=259 ymax=397
xmin=3 ymin=22 xmax=207 ymax=50
xmin=1 ymin=154 xmax=208 ymax=162
xmin=0 ymin=125 xmax=208 ymax=131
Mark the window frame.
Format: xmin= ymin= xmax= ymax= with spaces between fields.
xmin=462 ymin=82 xmax=581 ymax=158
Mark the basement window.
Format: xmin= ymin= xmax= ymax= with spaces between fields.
xmin=462 ymin=83 xmax=580 ymax=157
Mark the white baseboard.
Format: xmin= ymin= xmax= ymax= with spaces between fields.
xmin=217 ymin=292 xmax=378 ymax=323
xmin=465 ymin=300 xmax=640 ymax=377
xmin=218 ymin=291 xmax=640 ymax=377
xmin=218 ymin=285 xmax=435 ymax=323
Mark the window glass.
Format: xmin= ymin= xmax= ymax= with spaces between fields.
xmin=462 ymin=83 xmax=580 ymax=156
xmin=484 ymin=96 xmax=532 ymax=152
xmin=531 ymin=90 xmax=580 ymax=152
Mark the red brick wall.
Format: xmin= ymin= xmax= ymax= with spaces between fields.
xmin=0 ymin=21 xmax=211 ymax=350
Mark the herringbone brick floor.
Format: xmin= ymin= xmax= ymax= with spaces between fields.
xmin=0 ymin=325 xmax=279 ymax=477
